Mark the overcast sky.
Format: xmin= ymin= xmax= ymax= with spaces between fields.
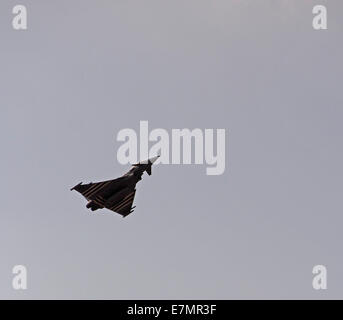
xmin=0 ymin=0 xmax=342 ymax=299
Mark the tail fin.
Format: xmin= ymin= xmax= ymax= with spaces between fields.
xmin=131 ymin=155 xmax=159 ymax=175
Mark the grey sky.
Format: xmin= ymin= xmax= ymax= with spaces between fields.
xmin=0 ymin=0 xmax=342 ymax=299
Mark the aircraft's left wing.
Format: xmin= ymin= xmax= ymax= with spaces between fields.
xmin=71 ymin=178 xmax=121 ymax=200
xmin=71 ymin=179 xmax=136 ymax=217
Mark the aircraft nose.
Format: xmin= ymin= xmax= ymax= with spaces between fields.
xmin=149 ymin=155 xmax=160 ymax=164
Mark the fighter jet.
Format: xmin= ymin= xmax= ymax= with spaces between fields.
xmin=71 ymin=155 xmax=159 ymax=217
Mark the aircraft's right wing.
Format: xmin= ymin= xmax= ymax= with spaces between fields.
xmin=105 ymin=188 xmax=136 ymax=217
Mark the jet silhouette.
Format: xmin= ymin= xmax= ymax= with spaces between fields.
xmin=71 ymin=156 xmax=159 ymax=217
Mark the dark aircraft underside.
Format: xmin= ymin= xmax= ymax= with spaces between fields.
xmin=71 ymin=179 xmax=136 ymax=217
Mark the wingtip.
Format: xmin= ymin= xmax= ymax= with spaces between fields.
xmin=70 ymin=182 xmax=82 ymax=191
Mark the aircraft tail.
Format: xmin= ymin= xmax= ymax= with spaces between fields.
xmin=132 ymin=155 xmax=159 ymax=175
